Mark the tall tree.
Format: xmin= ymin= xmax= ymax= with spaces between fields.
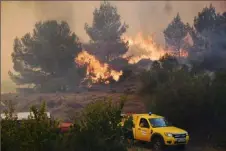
xmin=163 ymin=13 xmax=188 ymax=55
xmin=191 ymin=5 xmax=226 ymax=71
xmin=194 ymin=4 xmax=220 ymax=33
xmin=9 ymin=20 xmax=85 ymax=92
xmin=84 ymin=1 xmax=129 ymax=63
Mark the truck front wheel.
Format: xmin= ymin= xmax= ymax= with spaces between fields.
xmin=152 ymin=137 xmax=165 ymax=151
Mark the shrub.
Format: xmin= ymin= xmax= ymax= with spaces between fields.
xmin=1 ymin=101 xmax=64 ymax=151
xmin=67 ymin=96 xmax=128 ymax=151
xmin=1 ymin=96 xmax=129 ymax=151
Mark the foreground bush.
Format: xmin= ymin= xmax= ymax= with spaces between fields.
xmin=1 ymin=102 xmax=63 ymax=151
xmin=67 ymin=96 xmax=127 ymax=151
xmin=1 ymin=96 xmax=128 ymax=151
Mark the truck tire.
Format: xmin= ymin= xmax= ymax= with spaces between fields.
xmin=152 ymin=136 xmax=165 ymax=151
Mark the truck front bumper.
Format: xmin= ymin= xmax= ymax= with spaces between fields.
xmin=164 ymin=136 xmax=189 ymax=146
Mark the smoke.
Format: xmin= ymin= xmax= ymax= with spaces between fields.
xmin=212 ymin=1 xmax=226 ymax=12
xmin=196 ymin=28 xmax=226 ymax=71
xmin=1 ymin=1 xmax=223 ymax=84
xmin=164 ymin=1 xmax=173 ymax=15
xmin=16 ymin=1 xmax=101 ymax=42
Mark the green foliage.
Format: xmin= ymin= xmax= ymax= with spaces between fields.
xmin=84 ymin=1 xmax=129 ymax=64
xmin=194 ymin=4 xmax=220 ymax=33
xmin=163 ymin=13 xmax=189 ymax=52
xmin=1 ymin=102 xmax=62 ymax=151
xmin=67 ymin=96 xmax=127 ymax=151
xmin=190 ymin=4 xmax=226 ymax=72
xmin=1 ymin=96 xmax=128 ymax=151
xmin=85 ymin=1 xmax=128 ymax=42
xmin=9 ymin=20 xmax=85 ymax=92
xmin=123 ymin=116 xmax=134 ymax=130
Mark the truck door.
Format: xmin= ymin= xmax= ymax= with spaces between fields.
xmin=135 ymin=118 xmax=151 ymax=141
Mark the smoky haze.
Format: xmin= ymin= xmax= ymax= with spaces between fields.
xmin=1 ymin=1 xmax=222 ymax=84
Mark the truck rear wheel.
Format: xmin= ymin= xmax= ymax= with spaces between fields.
xmin=152 ymin=137 xmax=165 ymax=151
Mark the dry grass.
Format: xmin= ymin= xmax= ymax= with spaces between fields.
xmin=1 ymin=92 xmax=146 ymax=120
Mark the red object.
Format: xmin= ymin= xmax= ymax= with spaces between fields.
xmin=127 ymin=112 xmax=135 ymax=115
xmin=59 ymin=122 xmax=73 ymax=132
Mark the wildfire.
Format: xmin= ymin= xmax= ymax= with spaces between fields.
xmin=75 ymin=50 xmax=122 ymax=84
xmin=75 ymin=32 xmax=189 ymax=85
xmin=122 ymin=32 xmax=188 ymax=64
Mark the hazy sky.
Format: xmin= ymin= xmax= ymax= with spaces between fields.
xmin=1 ymin=1 xmax=224 ymax=82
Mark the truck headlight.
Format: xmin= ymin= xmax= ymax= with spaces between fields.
xmin=164 ymin=132 xmax=173 ymax=137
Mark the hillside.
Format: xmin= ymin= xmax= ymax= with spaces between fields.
xmin=0 ymin=91 xmax=146 ymax=121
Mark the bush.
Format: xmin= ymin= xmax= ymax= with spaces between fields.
xmin=67 ymin=96 xmax=128 ymax=151
xmin=1 ymin=96 xmax=128 ymax=151
xmin=1 ymin=102 xmax=63 ymax=151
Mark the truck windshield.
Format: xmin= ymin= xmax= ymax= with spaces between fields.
xmin=149 ymin=118 xmax=172 ymax=128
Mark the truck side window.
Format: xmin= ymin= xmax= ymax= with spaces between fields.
xmin=139 ymin=118 xmax=150 ymax=128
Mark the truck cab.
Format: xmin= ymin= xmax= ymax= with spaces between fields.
xmin=122 ymin=112 xmax=189 ymax=150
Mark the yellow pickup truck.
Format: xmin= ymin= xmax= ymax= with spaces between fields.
xmin=121 ymin=112 xmax=189 ymax=151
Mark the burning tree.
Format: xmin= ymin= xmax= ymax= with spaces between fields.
xmin=163 ymin=13 xmax=191 ymax=57
xmin=9 ymin=20 xmax=86 ymax=92
xmin=84 ymin=1 xmax=129 ymax=65
xmin=75 ymin=50 xmax=122 ymax=84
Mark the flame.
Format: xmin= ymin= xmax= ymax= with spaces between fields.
xmin=75 ymin=50 xmax=122 ymax=84
xmin=75 ymin=32 xmax=189 ymax=85
xmin=179 ymin=49 xmax=189 ymax=57
xmin=122 ymin=32 xmax=188 ymax=64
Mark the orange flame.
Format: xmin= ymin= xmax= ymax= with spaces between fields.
xmin=122 ymin=32 xmax=188 ymax=64
xmin=75 ymin=32 xmax=189 ymax=84
xmin=75 ymin=50 xmax=122 ymax=84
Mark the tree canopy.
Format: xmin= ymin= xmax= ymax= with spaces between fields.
xmin=84 ymin=1 xmax=129 ymax=64
xmin=194 ymin=4 xmax=220 ymax=33
xmin=9 ymin=20 xmax=85 ymax=92
xmin=163 ymin=13 xmax=189 ymax=53
xmin=190 ymin=4 xmax=226 ymax=71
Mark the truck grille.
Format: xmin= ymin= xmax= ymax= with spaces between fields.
xmin=173 ymin=133 xmax=186 ymax=138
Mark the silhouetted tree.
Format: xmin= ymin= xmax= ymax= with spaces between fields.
xmin=194 ymin=4 xmax=220 ymax=33
xmin=9 ymin=20 xmax=85 ymax=92
xmin=191 ymin=5 xmax=226 ymax=71
xmin=84 ymin=1 xmax=129 ymax=64
xmin=163 ymin=13 xmax=188 ymax=56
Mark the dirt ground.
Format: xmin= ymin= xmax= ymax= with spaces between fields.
xmin=1 ymin=92 xmax=146 ymax=120
xmin=127 ymin=141 xmax=223 ymax=151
